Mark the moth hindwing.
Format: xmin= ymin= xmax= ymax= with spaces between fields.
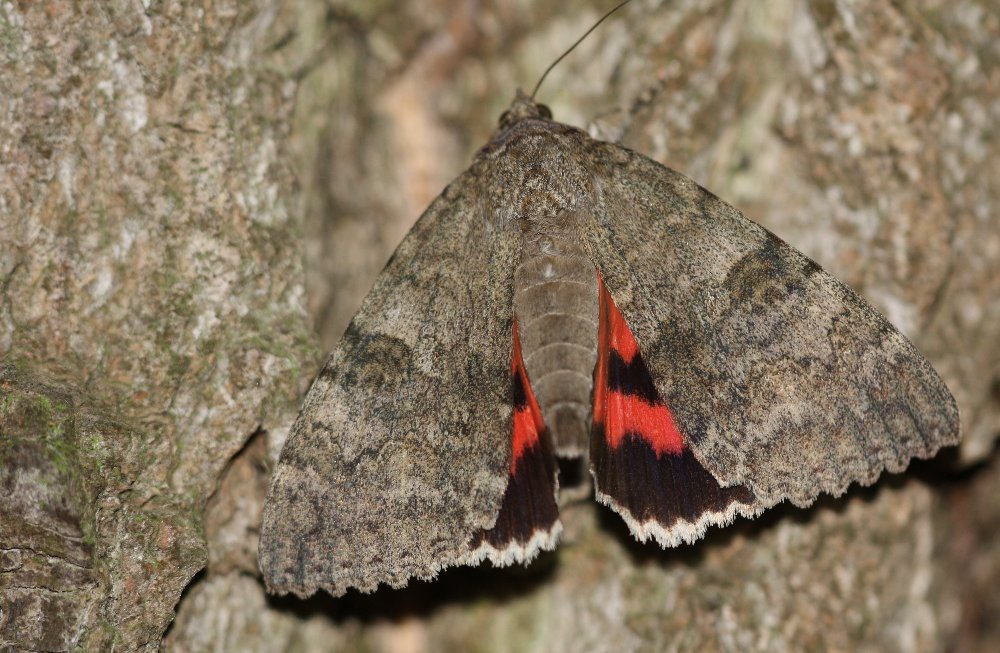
xmin=259 ymin=93 xmax=961 ymax=598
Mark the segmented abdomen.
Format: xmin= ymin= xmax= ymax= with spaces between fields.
xmin=513 ymin=236 xmax=599 ymax=456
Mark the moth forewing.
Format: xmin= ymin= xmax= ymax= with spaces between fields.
xmin=259 ymin=94 xmax=961 ymax=598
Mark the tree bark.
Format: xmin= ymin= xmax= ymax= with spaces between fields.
xmin=2 ymin=0 xmax=998 ymax=651
xmin=1 ymin=1 xmax=311 ymax=650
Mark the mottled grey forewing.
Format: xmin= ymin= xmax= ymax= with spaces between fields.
xmin=580 ymin=141 xmax=960 ymax=509
xmin=259 ymin=170 xmax=518 ymax=597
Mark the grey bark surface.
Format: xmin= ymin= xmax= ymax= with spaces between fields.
xmin=2 ymin=0 xmax=998 ymax=651
xmin=0 ymin=1 xmax=314 ymax=650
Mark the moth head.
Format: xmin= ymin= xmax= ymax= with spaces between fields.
xmin=498 ymin=90 xmax=553 ymax=131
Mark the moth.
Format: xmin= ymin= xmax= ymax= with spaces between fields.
xmin=259 ymin=91 xmax=961 ymax=598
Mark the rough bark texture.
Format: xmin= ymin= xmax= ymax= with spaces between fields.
xmin=2 ymin=0 xmax=998 ymax=651
xmin=0 ymin=0 xmax=313 ymax=650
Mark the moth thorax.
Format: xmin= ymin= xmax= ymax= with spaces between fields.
xmin=513 ymin=223 xmax=599 ymax=458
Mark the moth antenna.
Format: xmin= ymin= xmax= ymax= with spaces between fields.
xmin=530 ymin=0 xmax=635 ymax=100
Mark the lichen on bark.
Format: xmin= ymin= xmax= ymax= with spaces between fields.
xmin=1 ymin=0 xmax=314 ymax=650
xmin=2 ymin=0 xmax=999 ymax=651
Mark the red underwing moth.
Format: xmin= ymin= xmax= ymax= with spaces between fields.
xmin=259 ymin=61 xmax=961 ymax=601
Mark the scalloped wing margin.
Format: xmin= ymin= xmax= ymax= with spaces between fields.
xmin=466 ymin=319 xmax=562 ymax=566
xmin=580 ymin=141 xmax=960 ymax=513
xmin=590 ymin=273 xmax=762 ymax=545
xmin=259 ymin=173 xmax=520 ymax=597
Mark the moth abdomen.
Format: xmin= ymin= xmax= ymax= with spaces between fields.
xmin=260 ymin=92 xmax=961 ymax=599
xmin=513 ymin=218 xmax=599 ymax=456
